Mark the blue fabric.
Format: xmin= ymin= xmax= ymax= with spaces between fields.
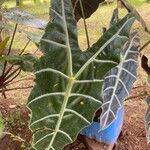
xmin=80 ymin=106 xmax=124 ymax=144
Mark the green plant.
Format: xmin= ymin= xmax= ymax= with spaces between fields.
xmin=27 ymin=0 xmax=142 ymax=149
xmin=0 ymin=8 xmax=47 ymax=97
xmin=0 ymin=27 xmax=36 ymax=97
xmin=0 ymin=0 xmax=149 ymax=149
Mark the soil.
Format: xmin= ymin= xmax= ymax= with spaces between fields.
xmin=0 ymin=98 xmax=32 ymax=150
xmin=0 ymin=84 xmax=150 ymax=150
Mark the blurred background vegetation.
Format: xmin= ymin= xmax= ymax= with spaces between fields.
xmin=1 ymin=0 xmax=149 ymax=51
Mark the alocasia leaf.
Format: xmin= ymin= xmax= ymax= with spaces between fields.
xmin=71 ymin=0 xmax=104 ymax=21
xmin=109 ymin=8 xmax=119 ymax=27
xmin=5 ymin=53 xmax=38 ymax=72
xmin=27 ymin=0 xmax=136 ymax=149
xmin=145 ymin=96 xmax=150 ymax=143
xmin=100 ymin=32 xmax=140 ymax=130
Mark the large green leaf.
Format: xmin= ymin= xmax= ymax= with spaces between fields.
xmin=71 ymin=0 xmax=104 ymax=21
xmin=27 ymin=0 xmax=136 ymax=149
xmin=109 ymin=8 xmax=119 ymax=27
xmin=4 ymin=53 xmax=38 ymax=72
xmin=100 ymin=32 xmax=140 ymax=130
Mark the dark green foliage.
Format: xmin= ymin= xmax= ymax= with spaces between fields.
xmin=27 ymin=0 xmax=137 ymax=149
xmin=6 ymin=53 xmax=38 ymax=72
xmin=71 ymin=0 xmax=105 ymax=21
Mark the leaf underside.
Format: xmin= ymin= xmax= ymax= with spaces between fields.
xmin=100 ymin=32 xmax=140 ymax=130
xmin=71 ymin=0 xmax=104 ymax=21
xmin=27 ymin=0 xmax=136 ymax=149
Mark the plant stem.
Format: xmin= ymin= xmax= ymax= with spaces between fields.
xmin=4 ymin=68 xmax=21 ymax=86
xmin=0 ymin=86 xmax=33 ymax=92
xmin=7 ymin=24 xmax=18 ymax=56
xmin=139 ymin=40 xmax=150 ymax=52
xmin=19 ymin=39 xmax=31 ymax=56
xmin=7 ymin=77 xmax=34 ymax=86
xmin=61 ymin=0 xmax=73 ymax=76
xmin=33 ymin=48 xmax=39 ymax=54
xmin=47 ymin=78 xmax=74 ymax=149
xmin=79 ymin=0 xmax=90 ymax=48
xmin=4 ymin=67 xmax=21 ymax=81
xmin=3 ymin=39 xmax=31 ymax=79
xmin=2 ymin=23 xmax=18 ymax=75
xmin=73 ymin=0 xmax=79 ymax=14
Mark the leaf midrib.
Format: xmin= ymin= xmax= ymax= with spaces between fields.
xmin=47 ymin=78 xmax=74 ymax=149
xmin=30 ymin=2 xmax=135 ymax=148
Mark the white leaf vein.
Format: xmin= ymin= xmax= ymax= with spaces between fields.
xmin=28 ymin=92 xmax=65 ymax=105
xmin=58 ymin=130 xmax=73 ymax=142
xmin=65 ymin=109 xmax=90 ymax=124
xmin=75 ymin=79 xmax=104 ymax=83
xmin=34 ymin=133 xmax=54 ymax=146
xmin=70 ymin=93 xmax=102 ymax=104
xmin=30 ymin=114 xmax=59 ymax=126
xmin=35 ymin=68 xmax=69 ymax=79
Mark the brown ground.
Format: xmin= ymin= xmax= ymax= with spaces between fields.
xmin=0 ymin=98 xmax=32 ymax=150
